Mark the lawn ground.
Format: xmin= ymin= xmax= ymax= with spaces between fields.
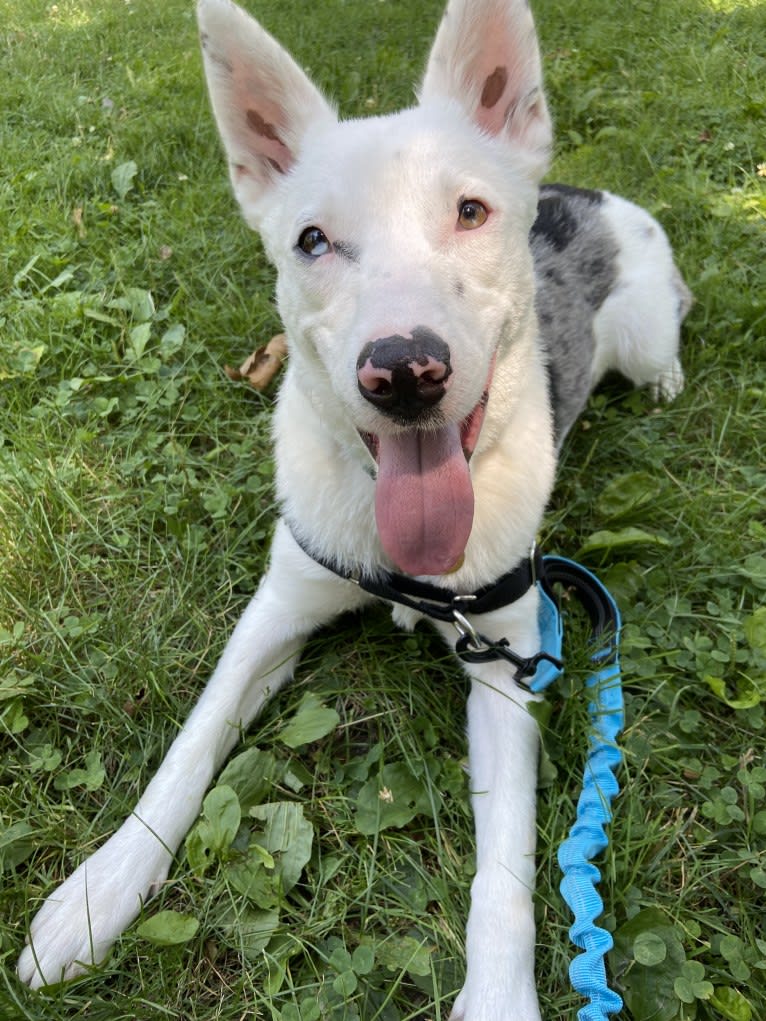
xmin=1 ymin=1 xmax=765 ymax=1019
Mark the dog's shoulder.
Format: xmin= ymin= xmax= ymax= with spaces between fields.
xmin=531 ymin=183 xmax=607 ymax=253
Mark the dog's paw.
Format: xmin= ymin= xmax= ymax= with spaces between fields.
xmin=17 ymin=823 xmax=170 ymax=988
xmin=650 ymin=356 xmax=685 ymax=402
xmin=449 ymin=986 xmax=542 ymax=1021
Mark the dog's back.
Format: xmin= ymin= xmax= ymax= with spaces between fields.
xmin=532 ymin=184 xmax=691 ymax=443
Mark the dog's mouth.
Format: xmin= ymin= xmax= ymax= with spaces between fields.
xmin=360 ymin=363 xmax=493 ymax=577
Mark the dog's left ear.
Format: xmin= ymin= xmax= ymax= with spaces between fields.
xmin=419 ymin=0 xmax=552 ymax=180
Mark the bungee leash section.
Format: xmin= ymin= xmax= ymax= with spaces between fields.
xmin=290 ymin=529 xmax=624 ymax=1018
xmin=538 ymin=557 xmax=624 ymax=1021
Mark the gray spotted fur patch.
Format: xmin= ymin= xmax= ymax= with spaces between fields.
xmin=530 ymin=184 xmax=618 ymax=444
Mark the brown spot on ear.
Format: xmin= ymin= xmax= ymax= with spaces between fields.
xmin=267 ymin=157 xmax=283 ymax=175
xmin=246 ymin=108 xmax=283 ymax=144
xmin=480 ymin=66 xmax=508 ymax=109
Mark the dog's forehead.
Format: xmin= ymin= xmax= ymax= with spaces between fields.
xmin=292 ymin=104 xmax=490 ymax=200
xmin=283 ymin=102 xmax=534 ymax=234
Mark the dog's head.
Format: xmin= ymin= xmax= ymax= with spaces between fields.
xmin=198 ymin=0 xmax=553 ymax=576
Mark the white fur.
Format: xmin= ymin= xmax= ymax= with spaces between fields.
xmin=591 ymin=192 xmax=689 ymax=399
xmin=17 ymin=2 xmax=685 ymax=1017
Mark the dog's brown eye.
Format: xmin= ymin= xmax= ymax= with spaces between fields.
xmin=457 ymin=199 xmax=489 ymax=230
xmin=297 ymin=226 xmax=331 ymax=257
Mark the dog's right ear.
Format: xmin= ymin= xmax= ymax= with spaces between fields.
xmin=197 ymin=0 xmax=336 ymax=230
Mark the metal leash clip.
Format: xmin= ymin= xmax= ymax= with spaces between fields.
xmin=450 ymin=606 xmax=482 ymax=649
xmin=451 ymin=605 xmax=562 ymax=683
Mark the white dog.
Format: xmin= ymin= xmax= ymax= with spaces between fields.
xmin=18 ymin=0 xmax=690 ymax=1016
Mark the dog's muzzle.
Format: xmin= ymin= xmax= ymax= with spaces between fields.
xmin=353 ymin=326 xmax=496 ymax=577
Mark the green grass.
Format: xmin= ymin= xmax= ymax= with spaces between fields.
xmin=1 ymin=0 xmax=765 ymax=1018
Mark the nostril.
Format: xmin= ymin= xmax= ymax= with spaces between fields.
xmin=418 ymin=377 xmax=445 ymax=397
xmin=365 ymin=378 xmax=392 ymax=397
xmin=357 ymin=358 xmax=393 ymax=398
xmin=418 ymin=366 xmax=447 ymax=385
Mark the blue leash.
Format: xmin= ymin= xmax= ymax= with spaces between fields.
xmin=530 ymin=557 xmax=624 ymax=1020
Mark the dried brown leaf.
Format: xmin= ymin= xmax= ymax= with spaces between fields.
xmin=225 ymin=333 xmax=287 ymax=390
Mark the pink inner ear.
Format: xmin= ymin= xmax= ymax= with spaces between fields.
xmin=232 ymin=67 xmax=295 ymax=175
xmin=468 ymin=20 xmax=527 ymax=137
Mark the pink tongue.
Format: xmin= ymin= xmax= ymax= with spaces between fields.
xmin=375 ymin=423 xmax=474 ymax=576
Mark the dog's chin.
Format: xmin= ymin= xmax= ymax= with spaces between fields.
xmin=359 ymin=372 xmax=492 ymax=577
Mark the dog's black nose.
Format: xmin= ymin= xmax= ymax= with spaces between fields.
xmin=356 ymin=326 xmax=452 ymax=420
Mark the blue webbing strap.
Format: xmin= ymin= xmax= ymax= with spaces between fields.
xmin=530 ymin=557 xmax=624 ymax=1020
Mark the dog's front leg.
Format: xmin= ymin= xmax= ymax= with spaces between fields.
xmin=443 ymin=606 xmax=543 ymax=1021
xmin=18 ymin=522 xmax=368 ymax=989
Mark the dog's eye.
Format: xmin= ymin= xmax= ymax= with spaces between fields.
xmin=297 ymin=226 xmax=331 ymax=257
xmin=457 ymin=199 xmax=489 ymax=230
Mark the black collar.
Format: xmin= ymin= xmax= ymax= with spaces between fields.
xmin=289 ymin=523 xmax=564 ymax=681
xmin=288 ymin=523 xmax=543 ymax=624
